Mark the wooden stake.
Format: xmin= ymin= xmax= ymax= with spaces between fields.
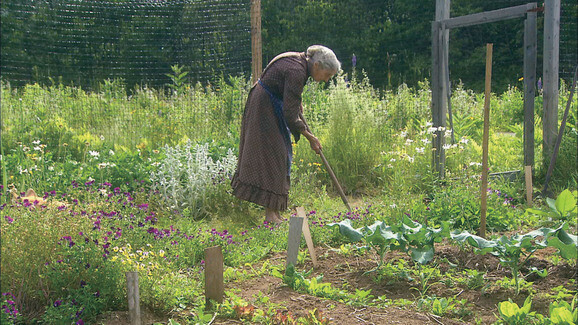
xmin=126 ymin=272 xmax=142 ymax=325
xmin=286 ymin=216 xmax=304 ymax=268
xmin=296 ymin=207 xmax=318 ymax=268
xmin=205 ymin=246 xmax=224 ymax=308
xmin=480 ymin=43 xmax=493 ymax=239
xmin=525 ymin=166 xmax=533 ymax=206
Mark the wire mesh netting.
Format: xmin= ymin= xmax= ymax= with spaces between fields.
xmin=1 ymin=0 xmax=252 ymax=90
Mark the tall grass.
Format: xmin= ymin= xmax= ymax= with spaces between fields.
xmin=2 ymin=76 xmax=576 ymax=198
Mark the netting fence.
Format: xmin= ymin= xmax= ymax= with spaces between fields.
xmin=1 ymin=0 xmax=252 ymax=90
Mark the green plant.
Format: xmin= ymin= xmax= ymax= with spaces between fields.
xmin=150 ymin=141 xmax=237 ymax=217
xmin=497 ymin=296 xmax=536 ymax=324
xmin=525 ymin=189 xmax=577 ymax=225
xmin=451 ymin=225 xmax=576 ymax=295
xmin=166 ymin=65 xmax=189 ymax=95
xmin=328 ymin=217 xmax=450 ymax=270
xmin=547 ymin=295 xmax=577 ymax=325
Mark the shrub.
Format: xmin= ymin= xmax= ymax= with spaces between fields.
xmin=150 ymin=141 xmax=237 ymax=218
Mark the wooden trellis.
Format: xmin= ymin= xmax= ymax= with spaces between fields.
xmin=431 ymin=1 xmax=562 ymax=178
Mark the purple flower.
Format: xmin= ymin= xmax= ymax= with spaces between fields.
xmin=53 ymin=300 xmax=62 ymax=307
xmin=4 ymin=216 xmax=14 ymax=223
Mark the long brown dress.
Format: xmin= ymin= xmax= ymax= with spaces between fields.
xmin=231 ymin=52 xmax=311 ymax=211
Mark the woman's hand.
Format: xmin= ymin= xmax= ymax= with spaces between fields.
xmin=302 ymin=130 xmax=322 ymax=154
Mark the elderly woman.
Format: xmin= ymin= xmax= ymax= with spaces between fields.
xmin=231 ymin=45 xmax=341 ymax=223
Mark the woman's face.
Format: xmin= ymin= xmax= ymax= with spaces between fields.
xmin=311 ymin=62 xmax=336 ymax=82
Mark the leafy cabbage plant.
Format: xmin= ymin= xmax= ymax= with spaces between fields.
xmin=451 ymin=225 xmax=577 ymax=294
xmin=328 ymin=216 xmax=449 ymax=269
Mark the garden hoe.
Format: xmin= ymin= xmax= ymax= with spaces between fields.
xmin=318 ymin=149 xmax=352 ymax=212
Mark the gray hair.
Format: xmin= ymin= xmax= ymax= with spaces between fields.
xmin=307 ymin=45 xmax=341 ymax=72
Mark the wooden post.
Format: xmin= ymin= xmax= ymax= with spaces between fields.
xmin=286 ymin=216 xmax=304 ymax=269
xmin=480 ymin=43 xmax=493 ymax=239
xmin=543 ymin=0 xmax=560 ymax=164
xmin=523 ymin=10 xmax=537 ymax=167
xmin=296 ymin=207 xmax=318 ymax=268
xmin=250 ymin=0 xmax=262 ymax=84
xmin=542 ymin=66 xmax=578 ymax=197
xmin=525 ymin=166 xmax=533 ymax=206
xmin=432 ymin=0 xmax=450 ymax=179
xmin=204 ymin=246 xmax=224 ymax=308
xmin=126 ymin=272 xmax=141 ymax=325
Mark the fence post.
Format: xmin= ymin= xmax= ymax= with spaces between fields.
xmin=251 ymin=0 xmax=262 ymax=84
xmin=126 ymin=271 xmax=141 ymax=325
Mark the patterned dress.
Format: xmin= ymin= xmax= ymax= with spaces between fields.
xmin=231 ymin=52 xmax=311 ymax=210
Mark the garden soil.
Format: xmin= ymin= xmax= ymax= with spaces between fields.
xmin=99 ymin=244 xmax=576 ymax=325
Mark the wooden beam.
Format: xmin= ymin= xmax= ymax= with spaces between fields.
xmin=523 ymin=11 xmax=537 ymax=167
xmin=543 ymin=0 xmax=560 ymax=163
xmin=439 ymin=3 xmax=537 ymax=30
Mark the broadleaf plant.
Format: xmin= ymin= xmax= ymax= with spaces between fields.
xmin=451 ymin=225 xmax=577 ymax=295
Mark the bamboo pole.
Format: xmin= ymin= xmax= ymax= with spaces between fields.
xmin=480 ymin=43 xmax=493 ymax=239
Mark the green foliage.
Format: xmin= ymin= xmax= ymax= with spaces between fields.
xmin=150 ymin=141 xmax=237 ymax=218
xmin=166 ymin=65 xmax=189 ymax=95
xmin=497 ymin=296 xmax=536 ymax=325
xmin=451 ymin=225 xmax=577 ymax=294
xmin=328 ymin=217 xmax=449 ymax=269
xmin=526 ymin=189 xmax=578 ymax=226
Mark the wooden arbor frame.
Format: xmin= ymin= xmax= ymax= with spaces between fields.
xmin=431 ymin=2 xmax=539 ymax=178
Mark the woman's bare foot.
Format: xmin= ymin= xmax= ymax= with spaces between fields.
xmin=265 ymin=208 xmax=283 ymax=224
xmin=275 ymin=211 xmax=285 ymax=223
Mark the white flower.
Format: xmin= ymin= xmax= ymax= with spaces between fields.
xmin=109 ymin=150 xmax=115 ymax=156
xmin=405 ymin=139 xmax=414 ymax=145
xmin=32 ymin=140 xmax=41 ymax=145
xmin=407 ymin=156 xmax=415 ymax=163
xmin=427 ymin=126 xmax=437 ymax=134
xmin=443 ymin=144 xmax=452 ymax=150
xmin=421 ymin=138 xmax=431 ymax=145
xmin=460 ymin=137 xmax=469 ymax=145
xmin=400 ymin=131 xmax=408 ymax=138
xmin=34 ymin=146 xmax=42 ymax=151
xmin=389 ymin=203 xmax=397 ymax=209
xmin=48 ymin=166 xmax=55 ymax=171
xmin=444 ymin=129 xmax=453 ymax=138
xmin=390 ymin=158 xmax=396 ymax=162
xmin=100 ymin=135 xmax=105 ymax=141
xmin=89 ymin=151 xmax=100 ymax=158
xmin=416 ymin=147 xmax=425 ymax=154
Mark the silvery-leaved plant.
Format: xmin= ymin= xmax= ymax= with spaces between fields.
xmin=150 ymin=141 xmax=237 ymax=216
